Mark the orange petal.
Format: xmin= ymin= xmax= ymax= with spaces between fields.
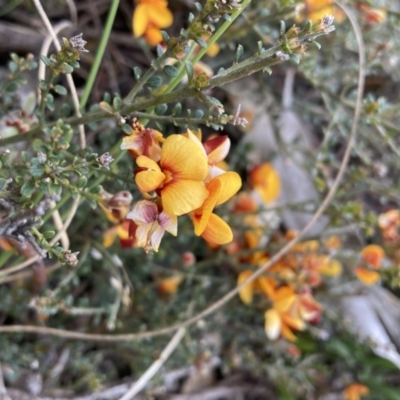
xmin=280 ymin=323 xmax=297 ymax=342
xmin=162 ymin=180 xmax=208 ymax=216
xmin=249 ymin=163 xmax=281 ymax=205
xmin=265 ymin=309 xmax=281 ymax=340
xmin=344 ymin=383 xmax=369 ymax=400
xmin=133 ymin=3 xmax=149 ymax=37
xmin=361 ymin=244 xmax=384 ymax=268
xmin=355 ymin=267 xmax=380 ymax=285
xmin=144 ymin=24 xmax=163 ymax=46
xmin=282 ymin=314 xmax=306 ymax=331
xmin=200 ymin=213 xmax=233 ymax=244
xmin=161 ymin=134 xmax=208 ymax=181
xmin=158 ymin=275 xmax=184 ymax=295
xmin=257 ymin=276 xmax=276 ymax=299
xmin=237 ymin=270 xmax=254 ymax=304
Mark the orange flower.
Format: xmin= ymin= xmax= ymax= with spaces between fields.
xmin=358 ymin=4 xmax=387 ymax=24
xmin=356 ymin=244 xmax=385 ymax=286
xmin=193 ymin=171 xmax=242 ymax=245
xmin=126 ymin=200 xmax=177 ymax=253
xmin=299 ymin=0 xmax=345 ymax=23
xmin=134 ymin=134 xmax=209 ymax=217
xmin=121 ymin=122 xmax=164 ymax=161
xmin=157 ymin=275 xmax=184 ymax=294
xmin=133 ymin=0 xmax=173 ymax=46
xmin=344 ymin=383 xmax=369 ymax=400
xmin=249 ymin=163 xmax=281 ymax=205
xmin=237 ymin=271 xmax=276 ymax=304
xmin=265 ymin=287 xmax=321 ymax=341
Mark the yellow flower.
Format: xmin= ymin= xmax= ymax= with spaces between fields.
xmin=132 ymin=0 xmax=173 ymax=46
xmin=264 ymin=287 xmax=321 ymax=341
xmin=344 ymin=383 xmax=369 ymax=400
xmin=192 ymin=171 xmax=242 ymax=245
xmin=134 ymin=134 xmax=209 ymax=217
xmin=249 ymin=163 xmax=281 ymax=205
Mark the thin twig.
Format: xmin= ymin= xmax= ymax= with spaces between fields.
xmin=0 ymin=5 xmax=364 ymax=342
xmin=32 ymin=0 xmax=86 ymax=148
xmin=119 ymin=327 xmax=186 ymax=400
xmin=38 ymin=20 xmax=74 ymax=250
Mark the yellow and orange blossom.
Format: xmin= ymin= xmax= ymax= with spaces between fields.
xmin=135 ymin=134 xmax=209 ymax=217
xmin=133 ymin=0 xmax=173 ymax=46
xmin=344 ymin=383 xmax=369 ymax=400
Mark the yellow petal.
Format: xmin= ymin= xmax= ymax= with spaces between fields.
xmin=103 ymin=226 xmax=118 ymax=248
xmin=213 ymin=172 xmax=242 ymax=206
xmin=257 ymin=276 xmax=276 ymax=299
xmin=193 ymin=178 xmax=221 ymax=235
xmin=250 ymin=163 xmax=281 ymax=205
xmin=200 ymin=213 xmax=233 ymax=244
xmin=136 ymin=155 xmax=161 ymax=171
xmin=355 ymin=267 xmax=380 ymax=286
xmin=265 ymin=309 xmax=281 ymax=340
xmin=319 ymin=258 xmax=343 ymax=277
xmin=237 ymin=270 xmax=254 ymax=304
xmin=135 ymin=170 xmax=165 ymax=192
xmin=147 ymin=4 xmax=173 ymax=28
xmin=162 ymin=180 xmax=208 ymax=216
xmin=133 ymin=3 xmax=149 ymax=37
xmin=282 ymin=314 xmax=306 ymax=331
xmin=161 ymin=134 xmax=208 ymax=181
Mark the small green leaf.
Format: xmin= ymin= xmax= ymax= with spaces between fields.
xmin=21 ymin=180 xmax=36 ymax=197
xmin=194 ymin=37 xmax=207 ymax=48
xmin=185 ymin=61 xmax=194 ymax=82
xmin=8 ymin=61 xmax=18 ymax=73
xmin=0 ymin=178 xmax=7 ymax=191
xmin=156 ymin=44 xmax=164 ymax=58
xmin=146 ymin=75 xmax=163 ymax=88
xmin=172 ymin=103 xmax=182 ymax=115
xmin=76 ymin=176 xmax=88 ymax=189
xmin=133 ymin=66 xmax=142 ymax=80
xmin=163 ymin=65 xmax=179 ymax=77
xmin=121 ymin=124 xmax=132 ymax=134
xmin=113 ymin=96 xmax=121 ymax=111
xmin=5 ymin=82 xmax=18 ymax=93
xmin=155 ymin=104 xmax=168 ymax=115
xmin=40 ymin=55 xmax=52 ymax=67
xmin=43 ymin=231 xmax=56 ymax=240
xmin=234 ymin=44 xmax=244 ymax=64
xmin=30 ymin=159 xmax=45 ymax=177
xmin=54 ymin=85 xmax=67 ymax=95
xmin=194 ymin=110 xmax=204 ymax=119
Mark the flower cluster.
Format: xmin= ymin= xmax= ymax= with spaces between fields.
xmin=132 ymin=0 xmax=173 ymax=46
xmin=118 ymin=121 xmax=241 ymax=252
xmin=236 ymin=235 xmax=342 ymax=341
